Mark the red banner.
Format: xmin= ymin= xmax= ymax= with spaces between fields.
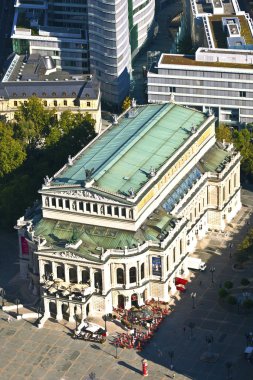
xmin=21 ymin=236 xmax=29 ymax=256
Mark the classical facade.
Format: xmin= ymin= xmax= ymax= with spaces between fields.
xmin=0 ymin=53 xmax=101 ymax=133
xmin=16 ymin=102 xmax=241 ymax=325
xmin=148 ymin=0 xmax=253 ymax=124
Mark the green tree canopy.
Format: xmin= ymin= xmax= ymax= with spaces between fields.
xmin=14 ymin=96 xmax=57 ymax=147
xmin=0 ymin=122 xmax=26 ymax=177
xmin=215 ymin=124 xmax=233 ymax=143
xmin=121 ymin=97 xmax=131 ymax=112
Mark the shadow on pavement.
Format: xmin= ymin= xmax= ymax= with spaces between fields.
xmin=118 ymin=360 xmax=142 ymax=375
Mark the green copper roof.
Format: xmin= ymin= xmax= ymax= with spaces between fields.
xmin=200 ymin=144 xmax=230 ymax=172
xmin=34 ymin=207 xmax=175 ymax=260
xmin=53 ymin=103 xmax=207 ymax=194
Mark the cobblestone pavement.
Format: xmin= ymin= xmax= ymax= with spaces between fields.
xmin=1 ymin=204 xmax=253 ymax=379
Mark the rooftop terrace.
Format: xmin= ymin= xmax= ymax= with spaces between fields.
xmin=52 ymin=104 xmax=207 ymax=195
xmin=160 ymin=54 xmax=253 ymax=69
xmin=209 ymin=14 xmax=253 ymax=48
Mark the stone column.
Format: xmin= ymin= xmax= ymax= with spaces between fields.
xmin=161 ymin=256 xmax=165 ymax=281
xmin=137 ymin=261 xmax=140 ymax=286
xmin=56 ymin=296 xmax=63 ymax=320
xmin=52 ymin=261 xmax=57 ymax=279
xmin=68 ymin=302 xmax=75 ymax=323
xmin=64 ymin=264 xmax=70 ymax=283
xmin=125 ymin=264 xmax=129 ymax=289
xmin=38 ymin=260 xmax=44 ymax=282
xmin=101 ymin=269 xmax=105 ymax=295
xmin=77 ymin=265 xmax=82 ymax=284
xmin=43 ymin=297 xmax=50 ymax=318
xmin=90 ymin=268 xmax=94 ymax=291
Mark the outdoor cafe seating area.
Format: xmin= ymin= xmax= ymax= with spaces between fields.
xmin=112 ymin=300 xmax=171 ymax=351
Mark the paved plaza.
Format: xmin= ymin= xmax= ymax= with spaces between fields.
xmin=0 ymin=203 xmax=253 ymax=379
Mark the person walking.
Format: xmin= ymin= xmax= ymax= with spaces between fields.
xmin=7 ymin=315 xmax=13 ymax=323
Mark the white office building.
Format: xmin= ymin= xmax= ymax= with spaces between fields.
xmin=148 ymin=0 xmax=253 ymax=124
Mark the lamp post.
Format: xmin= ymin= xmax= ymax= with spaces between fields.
xmin=104 ymin=314 xmax=107 ymax=333
xmin=206 ymin=334 xmax=214 ymax=354
xmin=74 ymin=306 xmax=78 ymax=330
xmin=15 ymin=298 xmax=20 ymax=316
xmin=115 ymin=342 xmax=119 ymax=359
xmin=191 ymin=292 xmax=196 ymax=309
xmin=0 ymin=288 xmax=5 ymax=307
xmin=188 ymin=322 xmax=195 ymax=339
xmin=210 ymin=267 xmax=215 ymax=283
xmin=229 ymin=243 xmax=233 ymax=259
xmin=168 ymin=350 xmax=174 ymax=369
xmin=225 ymin=361 xmax=232 ymax=379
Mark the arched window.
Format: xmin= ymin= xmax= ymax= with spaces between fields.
xmin=62 ymin=92 xmax=67 ymax=96
xmin=22 ymin=92 xmax=26 ymax=97
xmin=72 ymin=92 xmax=76 ymax=97
xmin=129 ymin=267 xmax=136 ymax=283
xmin=32 ymin=93 xmax=37 ymax=96
xmin=117 ymin=268 xmax=124 ymax=284
xmin=52 ymin=92 xmax=56 ymax=96
xmin=141 ymin=263 xmax=145 ymax=280
xmin=42 ymin=92 xmax=46 ymax=96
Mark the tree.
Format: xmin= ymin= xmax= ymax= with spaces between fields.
xmin=233 ymin=129 xmax=253 ymax=175
xmin=224 ymin=281 xmax=233 ymax=290
xmin=219 ymin=288 xmax=228 ymax=298
xmin=121 ymin=97 xmax=131 ymax=112
xmin=241 ymin=278 xmax=250 ymax=287
xmin=243 ymin=299 xmax=253 ymax=309
xmin=227 ymin=295 xmax=237 ymax=305
xmin=14 ymin=96 xmax=57 ymax=148
xmin=215 ymin=124 xmax=233 ymax=143
xmin=0 ymin=122 xmax=26 ymax=177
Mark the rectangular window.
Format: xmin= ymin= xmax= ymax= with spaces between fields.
xmin=107 ymin=206 xmax=112 ymax=215
xmin=52 ymin=198 xmax=56 ymax=207
xmin=170 ymin=86 xmax=176 ymax=92
xmin=121 ymin=208 xmax=126 ymax=217
xmin=87 ymin=101 xmax=91 ymax=107
xmin=64 ymin=100 xmax=67 ymax=106
xmin=58 ymin=199 xmax=63 ymax=208
xmin=44 ymin=101 xmax=47 ymax=106
xmin=65 ymin=200 xmax=70 ymax=209
xmin=86 ymin=203 xmax=91 ymax=212
xmin=114 ymin=207 xmax=119 ymax=216
xmin=93 ymin=204 xmax=98 ymax=213
xmin=79 ymin=202 xmax=84 ymax=211
xmin=240 ymin=91 xmax=246 ymax=97
xmin=54 ymin=100 xmax=57 ymax=106
xmin=14 ymin=101 xmax=18 ymax=106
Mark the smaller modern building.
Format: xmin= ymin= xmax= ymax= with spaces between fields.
xmin=0 ymin=53 xmax=101 ymax=132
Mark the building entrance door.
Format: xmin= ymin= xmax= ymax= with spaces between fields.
xmin=131 ymin=293 xmax=138 ymax=307
xmin=118 ymin=295 xmax=125 ymax=309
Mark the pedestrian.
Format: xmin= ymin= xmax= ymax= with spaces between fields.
xmin=170 ymin=364 xmax=174 ymax=370
xmin=7 ymin=315 xmax=13 ymax=323
xmin=199 ymin=280 xmax=202 ymax=286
